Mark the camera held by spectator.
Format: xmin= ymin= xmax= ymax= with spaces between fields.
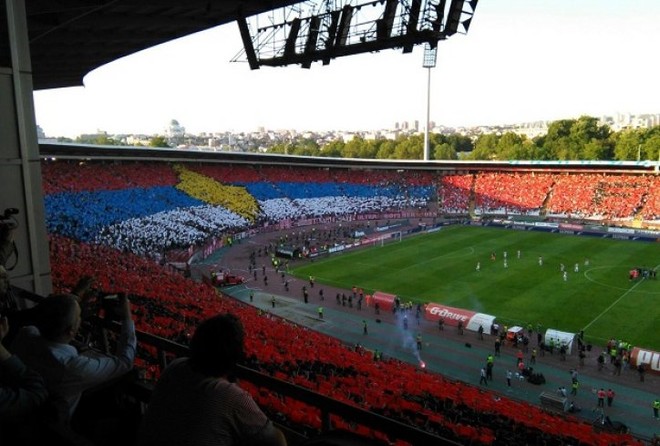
xmin=100 ymin=292 xmax=127 ymax=322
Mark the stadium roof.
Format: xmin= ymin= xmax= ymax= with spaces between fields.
xmin=39 ymin=143 xmax=660 ymax=175
xmin=0 ymin=0 xmax=304 ymax=90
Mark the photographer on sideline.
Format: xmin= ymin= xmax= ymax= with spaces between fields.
xmin=10 ymin=293 xmax=136 ymax=421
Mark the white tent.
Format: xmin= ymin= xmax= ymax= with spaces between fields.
xmin=544 ymin=329 xmax=577 ymax=354
xmin=465 ymin=312 xmax=497 ymax=333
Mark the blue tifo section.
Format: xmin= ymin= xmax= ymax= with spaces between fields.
xmin=44 ymin=186 xmax=204 ymax=241
xmin=237 ymin=182 xmax=284 ymax=200
xmin=237 ymin=182 xmax=435 ymax=201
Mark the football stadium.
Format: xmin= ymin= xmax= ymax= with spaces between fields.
xmin=28 ymin=152 xmax=660 ymax=445
xmin=2 ymin=2 xmax=660 ymax=446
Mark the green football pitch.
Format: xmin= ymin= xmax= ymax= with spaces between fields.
xmin=291 ymin=226 xmax=659 ymax=350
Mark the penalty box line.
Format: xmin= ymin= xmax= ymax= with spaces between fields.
xmin=582 ymin=264 xmax=659 ymax=332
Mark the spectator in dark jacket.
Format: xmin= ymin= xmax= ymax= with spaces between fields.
xmin=0 ymin=314 xmax=48 ymax=418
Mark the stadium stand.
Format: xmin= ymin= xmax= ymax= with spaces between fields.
xmin=641 ymin=176 xmax=660 ymax=220
xmin=47 ymin=234 xmax=641 ymax=446
xmin=436 ymin=171 xmax=659 ymax=223
xmin=437 ymin=174 xmax=472 ymax=214
xmin=473 ymin=172 xmax=554 ymax=215
xmin=32 ymin=158 xmax=658 ymax=445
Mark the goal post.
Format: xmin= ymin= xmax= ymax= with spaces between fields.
xmin=378 ymin=231 xmax=403 ymax=247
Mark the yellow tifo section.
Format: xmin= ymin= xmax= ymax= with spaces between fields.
xmin=174 ymin=165 xmax=259 ymax=222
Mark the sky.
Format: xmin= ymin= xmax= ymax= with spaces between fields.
xmin=33 ymin=0 xmax=660 ymax=138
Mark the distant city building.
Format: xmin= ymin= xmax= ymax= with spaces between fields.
xmin=79 ymin=131 xmax=109 ymax=141
xmin=342 ymin=133 xmax=356 ymax=142
xmin=510 ymin=121 xmax=549 ymax=139
xmin=125 ymin=135 xmax=151 ymax=146
xmin=597 ymin=113 xmax=660 ymax=132
xmin=165 ymin=119 xmax=185 ymax=145
xmin=37 ymin=111 xmax=659 ymax=152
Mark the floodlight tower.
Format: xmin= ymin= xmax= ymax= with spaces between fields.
xmin=422 ymin=43 xmax=437 ymax=161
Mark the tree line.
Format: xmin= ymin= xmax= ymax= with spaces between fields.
xmin=269 ymin=116 xmax=660 ymax=161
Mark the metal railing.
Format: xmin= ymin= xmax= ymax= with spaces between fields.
xmin=95 ymin=317 xmax=460 ymax=445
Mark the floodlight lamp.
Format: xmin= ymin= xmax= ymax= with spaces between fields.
xmin=422 ymin=43 xmax=437 ymax=68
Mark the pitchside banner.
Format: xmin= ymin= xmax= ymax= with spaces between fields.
xmin=425 ymin=303 xmax=496 ymax=332
xmin=630 ymin=347 xmax=660 ymax=376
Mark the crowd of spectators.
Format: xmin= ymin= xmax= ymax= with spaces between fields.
xmin=41 ymin=161 xmax=660 ymax=281
xmin=45 ymin=186 xmax=204 ymax=243
xmin=174 ymin=165 xmax=260 ymax=221
xmin=42 ymin=161 xmax=435 ymax=259
xmin=437 ymin=174 xmax=472 ymax=213
xmin=473 ymin=173 xmax=554 ymax=215
xmin=258 ymin=196 xmax=423 ymax=225
xmin=172 ymin=164 xmax=433 ymax=204
xmin=9 ymin=159 xmax=654 ymax=444
xmin=94 ymin=205 xmax=249 ymax=257
xmin=41 ymin=161 xmax=660 ymax=268
xmin=436 ymin=172 xmax=658 ymax=223
xmin=640 ymin=176 xmax=660 ymax=220
xmin=43 ymin=162 xmax=660 ymax=238
xmin=41 ymin=161 xmax=179 ymax=195
xmin=190 ymin=163 xmax=264 ymax=183
xmin=45 ymin=234 xmax=641 ymax=446
xmin=546 ymin=174 xmax=656 ymax=220
xmin=592 ymin=175 xmax=656 ymax=220
xmin=260 ymin=165 xmax=336 ymax=184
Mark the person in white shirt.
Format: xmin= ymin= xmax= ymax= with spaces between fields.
xmin=11 ymin=293 xmax=136 ymax=420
